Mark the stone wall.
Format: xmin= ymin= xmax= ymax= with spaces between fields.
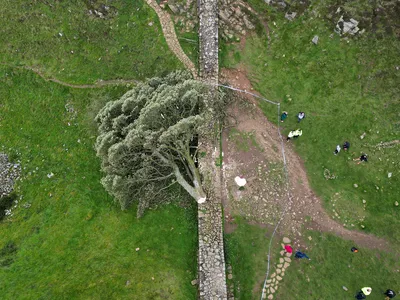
xmin=198 ymin=0 xmax=219 ymax=82
xmin=198 ymin=0 xmax=227 ymax=299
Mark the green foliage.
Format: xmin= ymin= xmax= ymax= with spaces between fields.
xmin=95 ymin=71 xmax=209 ymax=214
xmin=0 ymin=241 xmax=17 ymax=268
xmin=0 ymin=67 xmax=197 ymax=298
xmin=0 ymin=193 xmax=17 ymax=221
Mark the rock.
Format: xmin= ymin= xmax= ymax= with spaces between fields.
xmin=125 ymin=280 xmax=131 ymax=286
xmin=270 ymin=287 xmax=275 ymax=293
xmin=282 ymin=237 xmax=291 ymax=244
xmin=280 ymin=250 xmax=284 ymax=256
xmin=308 ymin=236 xmax=312 ymax=241
xmin=279 ymin=258 xmax=284 ymax=263
xmin=388 ymin=172 xmax=392 ymax=178
xmin=271 ymin=273 xmax=276 ymax=278
xmin=286 ymin=252 xmax=292 ymax=257
xmin=135 ymin=248 xmax=140 ymax=251
xmin=268 ymin=295 xmax=274 ymax=299
xmin=343 ymin=286 xmax=348 ymax=291
xmin=228 ymin=274 xmax=233 ymax=280
xmin=312 ymin=35 xmax=319 ymax=45
xmin=277 ymin=268 xmax=281 ymax=274
xmin=360 ymin=132 xmax=366 ymax=139
xmin=362 ymin=199 xmax=366 ymax=204
xmin=353 ymin=184 xmax=358 ymax=188
xmin=148 ymin=22 xmax=153 ymax=26
xmin=277 ymin=276 xmax=282 ymax=281
xmin=284 ymin=257 xmax=291 ymax=263
xmin=191 ymin=279 xmax=198 ymax=285
xmin=277 ymin=264 xmax=283 ymax=268
xmin=395 ymin=201 xmax=399 ymax=207
xmin=168 ymin=3 xmax=180 ymax=14
xmin=285 ymin=12 xmax=297 ymax=21
xmin=283 ymin=262 xmax=290 ymax=269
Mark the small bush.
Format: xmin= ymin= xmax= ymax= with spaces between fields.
xmin=0 ymin=192 xmax=17 ymax=221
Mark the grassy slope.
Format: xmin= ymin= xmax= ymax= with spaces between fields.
xmin=223 ymin=4 xmax=400 ymax=243
xmin=0 ymin=0 xmax=182 ymax=84
xmin=0 ymin=67 xmax=197 ymax=299
xmin=221 ymin=1 xmax=400 ymax=299
xmin=224 ymin=219 xmax=271 ymax=299
xmin=277 ymin=231 xmax=399 ymax=300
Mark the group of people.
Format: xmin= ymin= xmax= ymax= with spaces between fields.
xmin=281 ymin=110 xmax=369 ymax=163
xmin=355 ymin=287 xmax=396 ymax=299
xmin=281 ymin=111 xmax=305 ymax=141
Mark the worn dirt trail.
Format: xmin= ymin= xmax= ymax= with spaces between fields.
xmin=220 ymin=68 xmax=390 ymax=252
xmin=1 ymin=63 xmax=139 ymax=88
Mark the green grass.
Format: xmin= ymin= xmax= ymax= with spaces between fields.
xmin=228 ymin=128 xmax=262 ymax=152
xmin=0 ymin=0 xmax=182 ymax=84
xmin=229 ymin=6 xmax=400 ymax=243
xmin=224 ymin=219 xmax=271 ymax=299
xmin=0 ymin=67 xmax=197 ymax=299
xmin=277 ymin=231 xmax=399 ymax=300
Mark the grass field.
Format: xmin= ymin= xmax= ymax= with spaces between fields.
xmin=0 ymin=67 xmax=197 ymax=299
xmin=0 ymin=0 xmax=197 ymax=297
xmin=276 ymin=231 xmax=399 ymax=300
xmin=222 ymin=1 xmax=400 ymax=243
xmin=0 ymin=0 xmax=182 ymax=84
xmin=224 ymin=219 xmax=271 ymax=299
xmin=220 ymin=1 xmax=400 ymax=299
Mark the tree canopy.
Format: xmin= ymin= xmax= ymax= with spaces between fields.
xmin=95 ymin=71 xmax=209 ymax=215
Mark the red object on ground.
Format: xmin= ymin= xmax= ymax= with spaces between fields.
xmin=284 ymin=245 xmax=293 ymax=253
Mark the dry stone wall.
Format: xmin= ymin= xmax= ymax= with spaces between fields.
xmin=198 ymin=0 xmax=227 ymax=299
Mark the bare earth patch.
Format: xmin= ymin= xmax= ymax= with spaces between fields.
xmin=220 ymin=68 xmax=389 ymax=252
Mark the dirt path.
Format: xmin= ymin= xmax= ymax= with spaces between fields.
xmin=220 ymin=68 xmax=390 ymax=252
xmin=145 ymin=0 xmax=198 ymax=79
xmin=2 ymin=64 xmax=139 ymax=89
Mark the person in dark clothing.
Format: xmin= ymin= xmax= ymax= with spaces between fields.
xmin=343 ymin=141 xmax=350 ymax=151
xmin=294 ymin=251 xmax=310 ymax=260
xmin=384 ymin=289 xmax=396 ymax=299
xmin=280 ymin=111 xmax=288 ymax=122
xmin=351 ymin=247 xmax=358 ymax=253
xmin=355 ymin=291 xmax=367 ymax=299
xmin=353 ymin=154 xmax=368 ymax=164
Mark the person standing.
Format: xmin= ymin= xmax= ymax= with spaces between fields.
xmin=281 ymin=111 xmax=288 ymax=122
xmin=297 ymin=112 xmax=306 ymax=122
xmin=287 ymin=129 xmax=302 ymax=141
xmin=334 ymin=144 xmax=341 ymax=155
xmin=355 ymin=287 xmax=372 ymax=299
xmin=384 ymin=289 xmax=396 ymax=299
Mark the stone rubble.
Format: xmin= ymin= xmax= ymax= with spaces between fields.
xmin=263 ymin=237 xmax=292 ymax=299
xmin=0 ymin=153 xmax=21 ymax=198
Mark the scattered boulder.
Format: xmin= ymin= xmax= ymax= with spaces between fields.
xmin=282 ymin=237 xmax=291 ymax=244
xmin=285 ymin=12 xmax=297 ymax=21
xmin=312 ymin=35 xmax=319 ymax=45
xmin=335 ymin=16 xmax=361 ymax=35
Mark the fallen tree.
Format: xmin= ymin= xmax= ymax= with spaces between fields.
xmin=95 ymin=71 xmax=210 ymax=216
